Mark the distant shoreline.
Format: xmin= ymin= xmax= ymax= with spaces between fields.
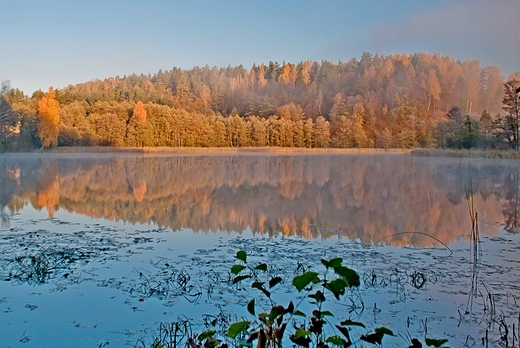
xmin=411 ymin=148 xmax=520 ymax=159
xmin=10 ymin=146 xmax=412 ymax=155
xmin=2 ymin=147 xmax=520 ymax=158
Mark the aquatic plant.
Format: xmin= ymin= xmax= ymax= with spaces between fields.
xmin=144 ymin=250 xmax=450 ymax=348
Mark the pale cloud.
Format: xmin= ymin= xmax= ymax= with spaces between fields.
xmin=371 ymin=0 xmax=520 ymax=74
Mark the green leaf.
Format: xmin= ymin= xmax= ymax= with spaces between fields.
xmin=198 ymin=330 xmax=216 ymax=341
xmin=292 ymin=271 xmax=319 ymax=292
xmin=325 ymin=278 xmax=348 ymax=300
xmin=235 ymin=250 xmax=247 ymax=263
xmin=326 ymin=335 xmax=347 ymax=346
xmin=247 ymin=299 xmax=255 ymax=316
xmin=255 ymin=263 xmax=268 ymax=271
xmin=425 ymin=338 xmax=449 ymax=347
xmin=328 ymin=257 xmax=343 ymax=268
xmin=251 ymin=281 xmax=264 ymax=289
xmin=375 ymin=327 xmax=395 ymax=336
xmin=231 ymin=264 xmax=247 ymax=275
xmin=269 ymin=305 xmax=285 ymax=323
xmin=361 ymin=333 xmax=381 ymax=345
xmin=284 ymin=301 xmax=294 ymax=314
xmin=233 ymin=275 xmax=251 ymax=284
xmin=320 ymin=310 xmax=334 ymax=317
xmin=340 ymin=319 xmax=365 ymax=328
xmin=226 ymin=321 xmax=250 ymax=339
xmin=269 ymin=276 xmax=282 ymax=288
xmin=251 ymin=281 xmax=271 ymax=297
xmin=308 ymin=290 xmax=325 ymax=303
xmin=335 ymin=325 xmax=351 ymax=341
xmin=294 ymin=328 xmax=311 ymax=339
xmin=293 ymin=310 xmax=306 ymax=317
xmin=290 ymin=333 xmax=312 ymax=347
xmin=334 ymin=266 xmax=360 ymax=287
xmin=361 ymin=326 xmax=394 ymax=345
xmin=321 ymin=258 xmax=343 ymax=269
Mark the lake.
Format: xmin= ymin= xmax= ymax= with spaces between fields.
xmin=0 ymin=152 xmax=519 ymax=347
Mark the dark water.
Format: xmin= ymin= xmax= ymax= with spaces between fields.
xmin=0 ymin=152 xmax=519 ymax=347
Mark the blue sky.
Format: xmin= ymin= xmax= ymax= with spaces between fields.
xmin=1 ymin=0 xmax=519 ymax=95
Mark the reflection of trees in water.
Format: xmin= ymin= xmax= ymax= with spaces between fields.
xmin=0 ymin=153 xmax=518 ymax=246
xmin=503 ymin=170 xmax=519 ymax=233
xmin=427 ymin=158 xmax=520 ymax=235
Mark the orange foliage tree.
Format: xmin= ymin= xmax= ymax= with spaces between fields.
xmin=133 ymin=100 xmax=147 ymax=123
xmin=37 ymin=87 xmax=60 ymax=147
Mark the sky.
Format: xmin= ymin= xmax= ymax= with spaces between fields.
xmin=1 ymin=0 xmax=519 ymax=96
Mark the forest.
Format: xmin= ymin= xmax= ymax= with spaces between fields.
xmin=0 ymin=52 xmax=519 ymax=151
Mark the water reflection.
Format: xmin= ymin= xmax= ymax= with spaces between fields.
xmin=1 ymin=152 xmax=518 ymax=246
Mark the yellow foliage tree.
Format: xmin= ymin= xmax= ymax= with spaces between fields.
xmin=133 ymin=100 xmax=147 ymax=123
xmin=37 ymin=87 xmax=60 ymax=147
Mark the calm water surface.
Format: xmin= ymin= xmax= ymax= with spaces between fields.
xmin=0 ymin=152 xmax=519 ymax=347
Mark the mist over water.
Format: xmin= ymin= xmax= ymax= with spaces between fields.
xmin=0 ymin=152 xmax=518 ymax=246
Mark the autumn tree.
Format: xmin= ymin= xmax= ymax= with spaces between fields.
xmin=502 ymin=80 xmax=520 ymax=149
xmin=0 ymin=80 xmax=19 ymax=150
xmin=37 ymin=87 xmax=60 ymax=147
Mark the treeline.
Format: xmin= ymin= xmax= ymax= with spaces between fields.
xmin=1 ymin=52 xmax=519 ymax=150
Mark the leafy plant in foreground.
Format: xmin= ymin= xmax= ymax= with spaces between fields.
xmin=226 ymin=250 xmax=395 ymax=347
xmin=145 ymin=250 xmax=450 ymax=348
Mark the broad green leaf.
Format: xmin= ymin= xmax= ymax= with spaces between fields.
xmin=233 ymin=275 xmax=251 ymax=284
xmin=235 ymin=250 xmax=247 ymax=263
xmin=326 ymin=335 xmax=347 ymax=346
xmin=290 ymin=333 xmax=311 ymax=347
xmin=320 ymin=310 xmax=334 ymax=317
xmin=325 ymin=278 xmax=348 ymax=300
xmin=361 ymin=326 xmax=394 ymax=345
xmin=198 ymin=330 xmax=216 ymax=341
xmin=247 ymin=299 xmax=255 ymax=316
xmin=328 ymin=257 xmax=343 ymax=268
xmin=375 ymin=327 xmax=395 ymax=336
xmin=269 ymin=276 xmax=282 ymax=288
xmin=335 ymin=325 xmax=351 ymax=341
xmin=251 ymin=281 xmax=264 ymax=289
xmin=205 ymin=339 xmax=221 ymax=348
xmin=255 ymin=263 xmax=268 ymax=271
xmin=340 ymin=319 xmax=365 ymax=328
xmin=334 ymin=266 xmax=360 ymax=287
xmin=226 ymin=321 xmax=250 ymax=339
xmin=293 ymin=310 xmax=306 ymax=317
xmin=231 ymin=264 xmax=247 ymax=275
xmin=360 ymin=333 xmax=382 ymax=345
xmin=322 ymin=258 xmax=343 ymax=269
xmin=308 ymin=290 xmax=325 ymax=303
xmin=292 ymin=271 xmax=319 ymax=292
xmin=425 ymin=338 xmax=449 ymax=347
xmin=294 ymin=328 xmax=311 ymax=339
xmin=269 ymin=305 xmax=284 ymax=322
